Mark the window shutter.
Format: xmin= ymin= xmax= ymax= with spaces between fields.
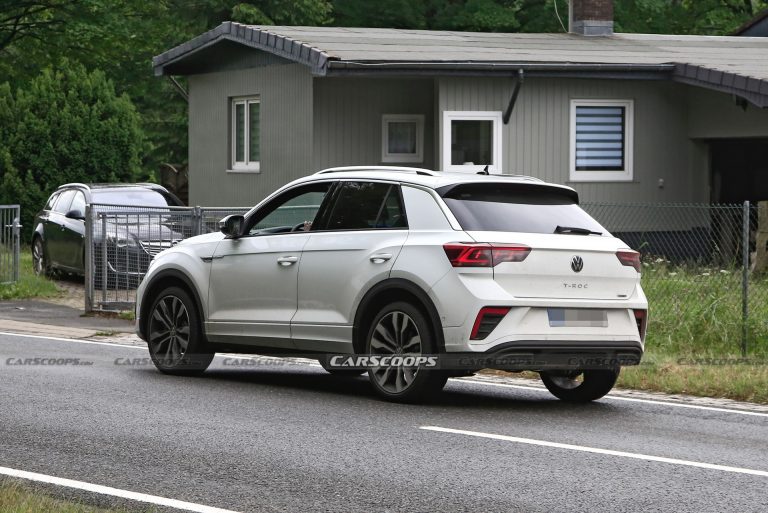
xmin=574 ymin=105 xmax=625 ymax=171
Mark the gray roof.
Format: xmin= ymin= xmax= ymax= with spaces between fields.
xmin=154 ymin=22 xmax=768 ymax=106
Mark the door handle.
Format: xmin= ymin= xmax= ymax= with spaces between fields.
xmin=277 ymin=256 xmax=299 ymax=266
xmin=369 ymin=253 xmax=393 ymax=264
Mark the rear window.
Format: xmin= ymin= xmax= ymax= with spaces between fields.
xmin=438 ymin=183 xmax=607 ymax=235
xmin=92 ymin=189 xmax=172 ymax=208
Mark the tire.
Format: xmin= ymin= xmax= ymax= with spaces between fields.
xmin=540 ymin=368 xmax=620 ymax=402
xmin=146 ymin=286 xmax=214 ymax=376
xmin=32 ymin=237 xmax=50 ymax=277
xmin=365 ymin=301 xmax=448 ymax=403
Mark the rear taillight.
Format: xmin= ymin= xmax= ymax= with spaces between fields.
xmin=617 ymin=250 xmax=641 ymax=272
xmin=443 ymin=243 xmax=531 ymax=267
xmin=634 ymin=309 xmax=647 ymax=340
xmin=470 ymin=307 xmax=511 ymax=340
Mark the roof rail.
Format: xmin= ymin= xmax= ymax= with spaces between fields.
xmin=58 ymin=183 xmax=90 ymax=190
xmin=315 ymin=166 xmax=439 ymax=176
xmin=506 ymin=174 xmax=544 ymax=183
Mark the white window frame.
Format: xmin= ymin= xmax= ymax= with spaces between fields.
xmin=382 ymin=114 xmax=424 ymax=163
xmin=230 ymin=96 xmax=260 ymax=173
xmin=442 ymin=111 xmax=503 ymax=174
xmin=569 ymin=99 xmax=634 ymax=182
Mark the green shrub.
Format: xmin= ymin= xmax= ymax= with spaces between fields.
xmin=0 ymin=61 xmax=144 ymax=241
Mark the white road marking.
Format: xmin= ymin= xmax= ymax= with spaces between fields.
xmin=453 ymin=378 xmax=768 ymax=418
xmin=2 ymin=331 xmax=767 ymax=417
xmin=420 ymin=426 xmax=768 ymax=477
xmin=0 ymin=465 xmax=241 ymax=513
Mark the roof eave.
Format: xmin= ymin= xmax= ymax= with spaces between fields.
xmin=153 ymin=21 xmax=332 ymax=76
xmin=325 ymin=60 xmax=675 ymax=80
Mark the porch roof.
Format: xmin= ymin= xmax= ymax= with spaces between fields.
xmin=154 ymin=22 xmax=768 ymax=107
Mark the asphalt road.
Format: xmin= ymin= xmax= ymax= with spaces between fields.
xmin=1 ymin=332 xmax=767 ymax=513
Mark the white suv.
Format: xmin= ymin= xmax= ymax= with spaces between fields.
xmin=136 ymin=167 xmax=647 ymax=402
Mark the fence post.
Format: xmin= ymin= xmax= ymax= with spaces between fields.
xmin=193 ymin=206 xmax=203 ymax=236
xmin=742 ymin=200 xmax=750 ymax=357
xmin=12 ymin=208 xmax=20 ymax=283
xmin=101 ymin=213 xmax=108 ymax=306
xmin=84 ymin=205 xmax=93 ymax=313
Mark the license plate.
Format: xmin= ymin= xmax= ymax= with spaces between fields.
xmin=547 ymin=308 xmax=608 ymax=327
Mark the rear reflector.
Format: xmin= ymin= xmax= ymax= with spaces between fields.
xmin=470 ymin=307 xmax=511 ymax=340
xmin=616 ymin=250 xmax=641 ymax=272
xmin=633 ymin=309 xmax=647 ymax=341
xmin=444 ymin=243 xmax=531 ymax=267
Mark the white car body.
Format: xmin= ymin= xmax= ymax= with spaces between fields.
xmin=136 ymin=167 xmax=647 ymax=399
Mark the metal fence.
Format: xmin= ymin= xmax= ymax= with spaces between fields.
xmin=83 ymin=199 xmax=768 ymax=356
xmin=0 ymin=205 xmax=21 ymax=284
xmin=583 ymin=201 xmax=764 ymax=356
xmin=85 ymin=204 xmax=249 ymax=312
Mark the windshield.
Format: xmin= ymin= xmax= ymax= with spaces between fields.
xmin=92 ymin=189 xmax=173 ymax=208
xmin=438 ymin=182 xmax=607 ymax=235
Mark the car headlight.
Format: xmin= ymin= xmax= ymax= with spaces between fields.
xmin=107 ymin=235 xmax=138 ymax=249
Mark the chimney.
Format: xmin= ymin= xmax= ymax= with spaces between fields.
xmin=569 ymin=0 xmax=614 ymax=36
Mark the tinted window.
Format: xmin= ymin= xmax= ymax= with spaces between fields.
xmin=324 ymin=182 xmax=406 ymax=231
xmin=53 ymin=190 xmax=76 ymax=214
xmin=439 ymin=183 xmax=607 ymax=235
xmin=92 ymin=189 xmax=171 ymax=208
xmin=70 ymin=191 xmax=86 ymax=214
xmin=248 ymin=182 xmax=331 ymax=235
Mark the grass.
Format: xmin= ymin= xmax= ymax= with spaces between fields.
xmin=0 ymin=480 xmax=139 ymax=513
xmin=601 ymin=260 xmax=768 ymax=403
xmin=0 ymin=249 xmax=60 ymax=301
xmin=118 ymin=310 xmax=135 ymax=321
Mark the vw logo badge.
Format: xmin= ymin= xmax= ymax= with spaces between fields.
xmin=571 ymin=255 xmax=584 ymax=273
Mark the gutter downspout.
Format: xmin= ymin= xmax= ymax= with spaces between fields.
xmin=503 ymin=69 xmax=524 ymax=124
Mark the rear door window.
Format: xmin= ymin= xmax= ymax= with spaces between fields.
xmin=438 ymin=182 xmax=606 ymax=235
xmin=322 ymin=182 xmax=406 ymax=231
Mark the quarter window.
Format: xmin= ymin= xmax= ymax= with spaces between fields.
xmin=442 ymin=111 xmax=502 ymax=174
xmin=323 ymin=182 xmax=406 ymax=231
xmin=382 ymin=114 xmax=424 ymax=163
xmin=569 ymin=99 xmax=634 ymax=182
xmin=231 ymin=97 xmax=260 ymax=172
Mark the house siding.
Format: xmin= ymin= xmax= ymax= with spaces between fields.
xmin=437 ymin=77 xmax=699 ymax=207
xmin=312 ymin=77 xmax=435 ymax=170
xmin=686 ymin=87 xmax=768 ymax=139
xmin=188 ymin=61 xmax=313 ymax=207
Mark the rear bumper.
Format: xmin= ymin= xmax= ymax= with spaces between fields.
xmin=442 ymin=340 xmax=643 ymax=371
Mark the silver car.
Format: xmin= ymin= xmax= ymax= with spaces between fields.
xmin=136 ymin=167 xmax=647 ymax=402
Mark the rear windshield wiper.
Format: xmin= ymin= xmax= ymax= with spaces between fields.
xmin=555 ymin=225 xmax=602 ymax=236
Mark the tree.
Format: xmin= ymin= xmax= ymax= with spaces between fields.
xmin=0 ymin=61 xmax=144 ymax=241
xmin=0 ymin=0 xmax=76 ymax=52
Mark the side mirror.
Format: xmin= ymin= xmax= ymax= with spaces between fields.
xmin=66 ymin=209 xmax=85 ymax=220
xmin=219 ymin=214 xmax=245 ymax=238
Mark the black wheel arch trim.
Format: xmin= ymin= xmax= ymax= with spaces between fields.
xmin=353 ymin=278 xmax=445 ymax=354
xmin=139 ymin=269 xmax=207 ymax=341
